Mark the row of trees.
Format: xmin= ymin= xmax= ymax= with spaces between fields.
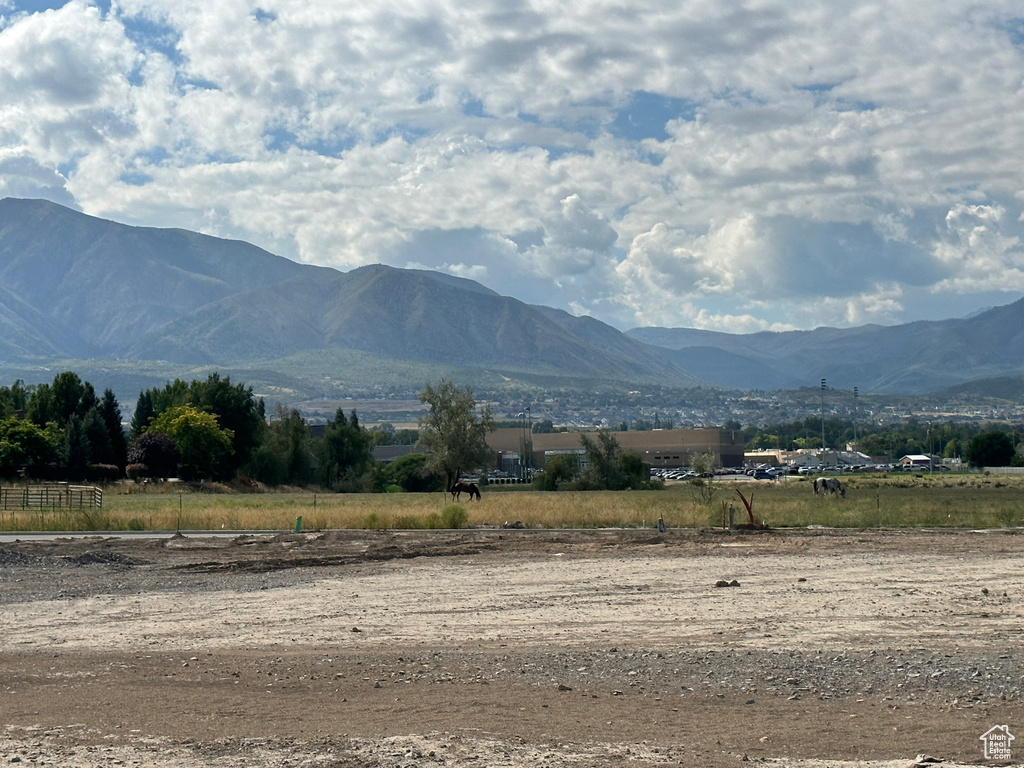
xmin=744 ymin=416 xmax=1024 ymax=467
xmin=1 ymin=373 xmax=127 ymax=480
xmin=0 ymin=373 xmax=499 ymax=492
xmin=10 ymin=370 xmax=1018 ymax=489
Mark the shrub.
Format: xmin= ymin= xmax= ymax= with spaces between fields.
xmin=87 ymin=463 xmax=121 ymax=482
xmin=126 ymin=463 xmax=148 ymax=482
xmin=441 ymin=504 xmax=468 ymax=529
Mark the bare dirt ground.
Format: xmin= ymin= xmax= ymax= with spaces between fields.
xmin=1 ymin=527 xmax=1022 ymax=767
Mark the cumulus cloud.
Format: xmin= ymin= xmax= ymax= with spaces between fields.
xmin=931 ymin=203 xmax=1024 ymax=292
xmin=2 ymin=0 xmax=1024 ymax=332
xmin=0 ymin=150 xmax=78 ymax=208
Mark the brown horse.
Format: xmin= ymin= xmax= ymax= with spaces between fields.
xmin=450 ymin=481 xmax=481 ymax=501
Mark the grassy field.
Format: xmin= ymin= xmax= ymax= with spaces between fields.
xmin=2 ymin=472 xmax=1023 ymax=532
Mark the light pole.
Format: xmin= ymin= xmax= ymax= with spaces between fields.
xmin=516 ymin=411 xmax=526 ymax=480
xmin=820 ymin=378 xmax=827 ymax=462
xmin=928 ymin=424 xmax=933 ymax=474
xmin=525 ymin=404 xmax=532 ymax=479
xmin=853 ymin=386 xmax=858 ymax=447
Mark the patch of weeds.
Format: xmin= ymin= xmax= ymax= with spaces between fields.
xmin=76 ymin=509 xmax=113 ymax=531
xmin=361 ymin=512 xmax=387 ymax=530
xmin=393 ymin=515 xmax=424 ymax=529
xmin=441 ymin=504 xmax=468 ymax=529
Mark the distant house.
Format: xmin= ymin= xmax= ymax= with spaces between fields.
xmin=898 ymin=454 xmax=935 ymax=468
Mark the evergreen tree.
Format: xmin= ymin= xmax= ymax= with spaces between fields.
xmin=61 ymin=416 xmax=91 ymax=481
xmin=26 ymin=383 xmax=55 ymax=427
xmin=189 ymin=373 xmax=265 ymax=477
xmin=248 ymin=407 xmax=313 ymax=486
xmin=82 ymin=407 xmax=114 ymax=467
xmin=99 ymin=389 xmax=128 ymax=472
xmin=965 ymin=431 xmax=1015 ymax=468
xmin=0 ymin=380 xmax=28 ymax=417
xmin=131 ymin=390 xmax=155 ymax=438
xmin=317 ymin=408 xmax=375 ymax=492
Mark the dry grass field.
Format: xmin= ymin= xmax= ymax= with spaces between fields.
xmin=2 ymin=472 xmax=1023 ymax=532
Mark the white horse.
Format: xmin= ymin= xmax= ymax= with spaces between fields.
xmin=814 ymin=476 xmax=845 ymax=497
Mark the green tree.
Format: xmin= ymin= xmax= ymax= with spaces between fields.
xmin=26 ymin=383 xmax=55 ymax=427
xmin=577 ymin=430 xmax=622 ymax=490
xmin=369 ymin=424 xmax=420 ymax=445
xmin=189 ymin=373 xmax=265 ymax=478
xmin=248 ymin=406 xmax=313 ymax=486
xmin=60 ymin=416 xmax=91 ymax=481
xmin=573 ymin=430 xmax=646 ymax=490
xmin=82 ymin=408 xmax=114 ymax=467
xmin=533 ymin=453 xmax=578 ymax=490
xmin=147 ymin=405 xmax=235 ymax=480
xmin=418 ymin=379 xmax=495 ymax=491
xmin=0 ymin=417 xmax=59 ymax=478
xmin=49 ymin=371 xmax=96 ymax=425
xmin=316 ymin=408 xmax=376 ymax=492
xmin=98 ymin=389 xmax=128 ymax=473
xmin=965 ymin=431 xmax=1015 ymax=468
xmin=136 ymin=374 xmax=265 ymax=478
xmin=381 ymin=453 xmax=444 ymax=492
xmin=130 ymin=390 xmax=155 ymax=439
xmin=0 ymin=380 xmax=28 ymax=417
xmin=688 ymin=451 xmax=717 ymax=505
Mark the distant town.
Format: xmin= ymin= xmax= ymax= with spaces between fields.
xmin=293 ymin=383 xmax=1024 ymax=433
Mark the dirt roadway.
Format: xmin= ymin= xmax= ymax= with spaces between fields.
xmin=1 ymin=527 xmax=1022 ymax=767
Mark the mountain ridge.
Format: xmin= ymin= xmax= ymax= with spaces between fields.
xmin=3 ymin=196 xmax=1024 ymax=397
xmin=0 ymin=198 xmax=695 ymax=390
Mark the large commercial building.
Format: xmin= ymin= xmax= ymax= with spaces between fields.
xmin=486 ymin=427 xmax=744 ymax=474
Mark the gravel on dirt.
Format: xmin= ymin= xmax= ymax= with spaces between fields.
xmin=1 ymin=527 xmax=1021 ymax=767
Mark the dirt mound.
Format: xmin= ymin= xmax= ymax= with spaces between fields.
xmin=66 ymin=550 xmax=144 ymax=567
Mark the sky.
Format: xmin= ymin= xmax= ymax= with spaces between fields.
xmin=2 ymin=1 xmax=1024 ymax=333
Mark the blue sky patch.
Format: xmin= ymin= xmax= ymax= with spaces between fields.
xmin=999 ymin=17 xmax=1024 ymax=46
xmin=461 ymin=95 xmax=487 ymax=117
xmin=11 ymin=0 xmax=110 ymax=12
xmin=609 ymin=91 xmax=698 ymax=141
xmin=120 ymin=170 xmax=153 ymax=186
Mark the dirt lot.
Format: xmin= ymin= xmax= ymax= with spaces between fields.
xmin=1 ymin=527 xmax=1022 ymax=767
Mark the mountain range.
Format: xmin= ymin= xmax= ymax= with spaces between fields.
xmin=2 ymin=197 xmax=1023 ymax=400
